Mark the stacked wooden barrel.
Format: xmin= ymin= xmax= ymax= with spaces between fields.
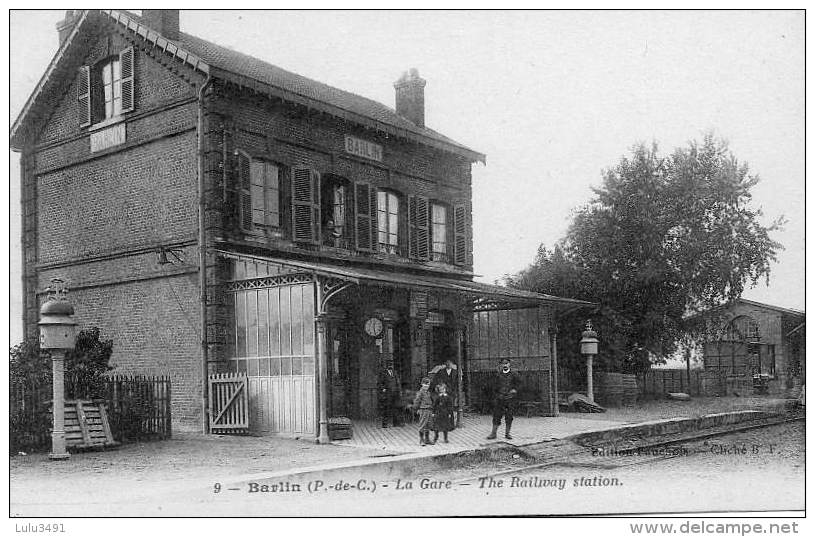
xmin=595 ymin=372 xmax=624 ymax=407
xmin=621 ymin=374 xmax=638 ymax=406
xmin=591 ymin=372 xmax=639 ymax=407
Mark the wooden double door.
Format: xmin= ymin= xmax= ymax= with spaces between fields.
xmin=326 ymin=318 xmax=412 ymax=420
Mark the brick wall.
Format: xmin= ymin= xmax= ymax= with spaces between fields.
xmin=23 ymin=27 xmax=205 ymax=425
xmin=36 ymin=132 xmax=198 ymax=264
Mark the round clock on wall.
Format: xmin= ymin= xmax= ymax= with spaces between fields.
xmin=364 ymin=317 xmax=384 ymax=338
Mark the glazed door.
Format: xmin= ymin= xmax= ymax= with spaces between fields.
xmin=229 ymin=283 xmax=316 ymax=434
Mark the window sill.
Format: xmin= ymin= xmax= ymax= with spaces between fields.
xmin=377 ymin=244 xmax=404 ymax=257
xmin=321 ymin=238 xmax=353 ymax=250
xmin=245 ymin=227 xmax=285 ymax=239
xmin=88 ymin=115 xmax=126 ymax=132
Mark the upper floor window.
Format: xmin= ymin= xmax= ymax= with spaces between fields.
xmin=101 ymin=58 xmax=122 ymax=119
xmin=237 ymin=152 xmax=283 ymax=232
xmin=321 ymin=175 xmax=352 ymax=249
xmin=78 ymin=48 xmax=135 ymax=127
xmin=250 ymin=160 xmax=281 ymax=228
xmin=431 ymin=203 xmax=448 ymax=262
xmin=378 ymin=191 xmax=400 ymax=253
xmin=408 ymin=196 xmax=466 ymax=266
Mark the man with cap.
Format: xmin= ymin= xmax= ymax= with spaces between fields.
xmin=487 ymin=358 xmax=520 ymax=440
xmin=378 ymin=363 xmax=403 ymax=428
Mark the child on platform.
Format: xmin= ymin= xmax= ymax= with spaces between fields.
xmin=432 ymin=383 xmax=455 ymax=444
xmin=410 ymin=377 xmax=434 ymax=446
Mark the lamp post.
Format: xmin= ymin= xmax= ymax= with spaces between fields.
xmin=579 ymin=321 xmax=599 ymax=403
xmin=38 ymin=280 xmax=77 ymax=461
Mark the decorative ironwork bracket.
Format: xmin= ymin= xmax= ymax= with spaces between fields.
xmin=319 ymin=277 xmax=354 ymax=314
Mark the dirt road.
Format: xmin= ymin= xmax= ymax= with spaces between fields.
xmin=12 ymin=421 xmax=802 ymax=516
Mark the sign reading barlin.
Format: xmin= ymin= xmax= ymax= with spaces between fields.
xmin=344 ymin=135 xmax=383 ymax=162
xmin=90 ymin=122 xmax=126 ymax=153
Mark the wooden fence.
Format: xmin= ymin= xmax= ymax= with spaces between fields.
xmin=640 ymin=369 xmax=702 ymax=398
xmin=10 ymin=374 xmax=171 ymax=453
xmin=557 ymin=367 xmax=755 ymax=402
xmin=467 ymin=370 xmax=553 ymax=416
xmin=104 ymin=375 xmax=172 ymax=441
xmin=639 ymin=369 xmax=754 ymax=398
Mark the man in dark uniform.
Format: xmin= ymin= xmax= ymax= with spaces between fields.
xmin=378 ymin=364 xmax=403 ymax=428
xmin=487 ymin=358 xmax=520 ymax=440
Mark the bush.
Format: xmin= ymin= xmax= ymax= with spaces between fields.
xmin=9 ymin=339 xmax=51 ymax=387
xmin=9 ymin=327 xmax=114 ymax=453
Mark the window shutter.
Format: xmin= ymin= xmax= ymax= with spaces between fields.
xmin=119 ymin=47 xmax=135 ymax=113
xmin=408 ymin=195 xmax=430 ymax=260
xmin=453 ymin=204 xmax=468 ymax=266
xmin=369 ymin=187 xmax=378 ymax=251
xmin=354 ymin=182 xmax=375 ymax=252
xmin=77 ymin=65 xmax=91 ymax=127
xmin=238 ymin=153 xmax=252 ymax=231
xmin=292 ymin=168 xmax=320 ymax=244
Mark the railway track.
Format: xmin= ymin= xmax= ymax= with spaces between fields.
xmin=447 ymin=410 xmax=805 ymax=483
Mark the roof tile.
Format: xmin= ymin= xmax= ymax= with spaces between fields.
xmin=174 ymin=30 xmax=481 ymax=159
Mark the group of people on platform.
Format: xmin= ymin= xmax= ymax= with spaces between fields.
xmin=378 ymin=350 xmax=521 ymax=446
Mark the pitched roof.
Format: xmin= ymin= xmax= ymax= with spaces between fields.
xmin=685 ymin=298 xmax=805 ymax=321
xmin=734 ymin=298 xmax=805 ymax=318
xmin=12 ymin=10 xmax=485 ymax=163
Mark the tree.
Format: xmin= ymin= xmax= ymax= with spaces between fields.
xmin=65 ymin=327 xmax=115 ymax=398
xmin=507 ymin=135 xmax=783 ymax=375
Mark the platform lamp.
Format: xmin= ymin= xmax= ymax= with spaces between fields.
xmin=38 ymin=279 xmax=77 ymax=461
xmin=579 ymin=321 xmax=600 ymax=403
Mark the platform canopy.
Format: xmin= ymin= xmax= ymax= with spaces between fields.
xmin=215 ymin=249 xmax=594 ymax=312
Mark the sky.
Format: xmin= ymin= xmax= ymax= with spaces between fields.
xmin=7 ymin=10 xmax=805 ymax=345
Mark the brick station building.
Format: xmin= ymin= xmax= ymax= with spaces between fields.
xmin=12 ymin=10 xmax=590 ymax=439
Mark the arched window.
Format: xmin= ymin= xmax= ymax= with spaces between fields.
xmin=718 ymin=316 xmax=760 ymax=342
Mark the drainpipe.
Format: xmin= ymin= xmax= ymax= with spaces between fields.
xmin=198 ymin=74 xmax=213 ymax=434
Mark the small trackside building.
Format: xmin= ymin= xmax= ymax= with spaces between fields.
xmin=694 ymin=299 xmax=805 ymax=395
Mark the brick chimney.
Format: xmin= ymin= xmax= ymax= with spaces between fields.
xmin=394 ymin=68 xmax=427 ymax=128
xmin=55 ymin=10 xmax=80 ymax=47
xmin=141 ymin=9 xmax=180 ymax=40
